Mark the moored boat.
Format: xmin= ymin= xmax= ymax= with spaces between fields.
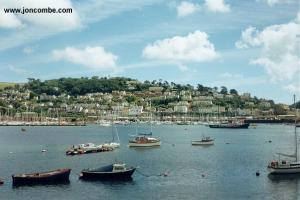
xmin=103 ymin=122 xmax=121 ymax=149
xmin=268 ymin=160 xmax=300 ymax=174
xmin=209 ymin=121 xmax=249 ymax=129
xmin=80 ymin=163 xmax=135 ymax=180
xmin=128 ymin=136 xmax=161 ymax=147
xmin=191 ymin=136 xmax=214 ymax=145
xmin=66 ymin=143 xmax=114 ymax=155
xmin=267 ymin=95 xmax=300 ymax=175
xmin=12 ymin=168 xmax=71 ymax=186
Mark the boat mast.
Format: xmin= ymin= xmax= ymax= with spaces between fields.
xmin=111 ymin=111 xmax=114 ymax=142
xmin=294 ymin=94 xmax=298 ymax=162
xmin=135 ymin=115 xmax=138 ymax=136
xmin=150 ymin=100 xmax=153 ymax=134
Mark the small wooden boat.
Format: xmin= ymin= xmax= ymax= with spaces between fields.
xmin=12 ymin=168 xmax=71 ymax=186
xmin=80 ymin=163 xmax=135 ymax=180
xmin=191 ymin=136 xmax=214 ymax=145
xmin=21 ymin=128 xmax=26 ymax=132
xmin=0 ymin=178 xmax=4 ymax=185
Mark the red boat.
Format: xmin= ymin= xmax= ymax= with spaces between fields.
xmin=12 ymin=168 xmax=71 ymax=186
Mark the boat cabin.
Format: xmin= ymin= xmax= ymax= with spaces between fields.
xmin=112 ymin=164 xmax=126 ymax=172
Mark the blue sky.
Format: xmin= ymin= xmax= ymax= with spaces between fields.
xmin=0 ymin=0 xmax=299 ymax=103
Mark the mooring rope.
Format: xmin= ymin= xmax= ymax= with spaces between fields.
xmin=135 ymin=168 xmax=170 ymax=177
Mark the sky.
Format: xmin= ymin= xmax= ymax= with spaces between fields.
xmin=0 ymin=0 xmax=299 ymax=104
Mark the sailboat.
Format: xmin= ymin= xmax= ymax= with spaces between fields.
xmin=267 ymin=95 xmax=300 ymax=174
xmin=128 ymin=102 xmax=161 ymax=147
xmin=103 ymin=117 xmax=120 ymax=149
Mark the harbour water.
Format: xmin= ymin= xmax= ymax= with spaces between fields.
xmin=0 ymin=124 xmax=299 ymax=200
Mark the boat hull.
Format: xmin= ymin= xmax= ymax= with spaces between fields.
xmin=191 ymin=141 xmax=214 ymax=145
xmin=268 ymin=166 xmax=300 ymax=174
xmin=80 ymin=169 xmax=135 ymax=180
xmin=209 ymin=123 xmax=249 ymax=129
xmin=12 ymin=168 xmax=71 ymax=186
xmin=128 ymin=141 xmax=161 ymax=147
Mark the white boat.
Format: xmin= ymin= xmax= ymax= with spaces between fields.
xmin=191 ymin=136 xmax=214 ymax=145
xmin=78 ymin=143 xmax=102 ymax=151
xmin=267 ymin=95 xmax=300 ymax=174
xmin=103 ymin=119 xmax=120 ymax=148
xmin=98 ymin=120 xmax=111 ymax=127
xmin=102 ymin=141 xmax=120 ymax=149
xmin=128 ymin=101 xmax=160 ymax=147
xmin=128 ymin=136 xmax=161 ymax=147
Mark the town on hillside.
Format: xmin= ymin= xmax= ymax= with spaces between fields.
xmin=0 ymin=77 xmax=299 ymax=125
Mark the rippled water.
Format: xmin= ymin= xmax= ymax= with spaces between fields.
xmin=0 ymin=124 xmax=299 ymax=200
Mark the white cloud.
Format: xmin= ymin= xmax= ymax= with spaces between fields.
xmin=209 ymin=73 xmax=267 ymax=88
xmin=52 ymin=46 xmax=118 ymax=71
xmin=235 ymin=26 xmax=261 ymax=49
xmin=23 ymin=46 xmax=37 ymax=55
xmin=176 ymin=1 xmax=201 ymax=17
xmin=204 ymin=0 xmax=230 ymax=13
xmin=258 ymin=0 xmax=294 ymax=6
xmin=236 ymin=13 xmax=300 ymax=82
xmin=283 ymin=83 xmax=300 ymax=94
xmin=220 ymin=72 xmax=243 ymax=79
xmin=0 ymin=7 xmax=23 ymax=28
xmin=0 ymin=0 xmax=80 ymax=31
xmin=0 ymin=0 xmax=164 ymax=51
xmin=8 ymin=65 xmax=29 ymax=76
xmin=177 ymin=63 xmax=190 ymax=71
xmin=143 ymin=30 xmax=219 ymax=62
xmin=0 ymin=0 xmax=81 ymax=51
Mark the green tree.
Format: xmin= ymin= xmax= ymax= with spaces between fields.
xmin=220 ymin=86 xmax=228 ymax=95
xmin=230 ymin=89 xmax=238 ymax=95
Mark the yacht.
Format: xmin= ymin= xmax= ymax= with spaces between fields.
xmin=128 ymin=135 xmax=161 ymax=147
xmin=128 ymin=101 xmax=161 ymax=147
xmin=103 ymin=123 xmax=120 ymax=148
xmin=267 ymin=95 xmax=300 ymax=174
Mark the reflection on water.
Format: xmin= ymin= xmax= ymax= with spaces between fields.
xmin=268 ymin=173 xmax=300 ymax=182
xmin=80 ymin=178 xmax=135 ymax=185
xmin=12 ymin=181 xmax=71 ymax=188
xmin=267 ymin=174 xmax=300 ymax=200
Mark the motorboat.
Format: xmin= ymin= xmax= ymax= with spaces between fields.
xmin=12 ymin=168 xmax=71 ymax=186
xmin=191 ymin=136 xmax=214 ymax=145
xmin=79 ymin=163 xmax=135 ymax=180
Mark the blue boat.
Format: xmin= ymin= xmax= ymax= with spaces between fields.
xmin=80 ymin=163 xmax=136 ymax=180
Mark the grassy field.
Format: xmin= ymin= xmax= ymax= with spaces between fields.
xmin=0 ymin=82 xmax=16 ymax=89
